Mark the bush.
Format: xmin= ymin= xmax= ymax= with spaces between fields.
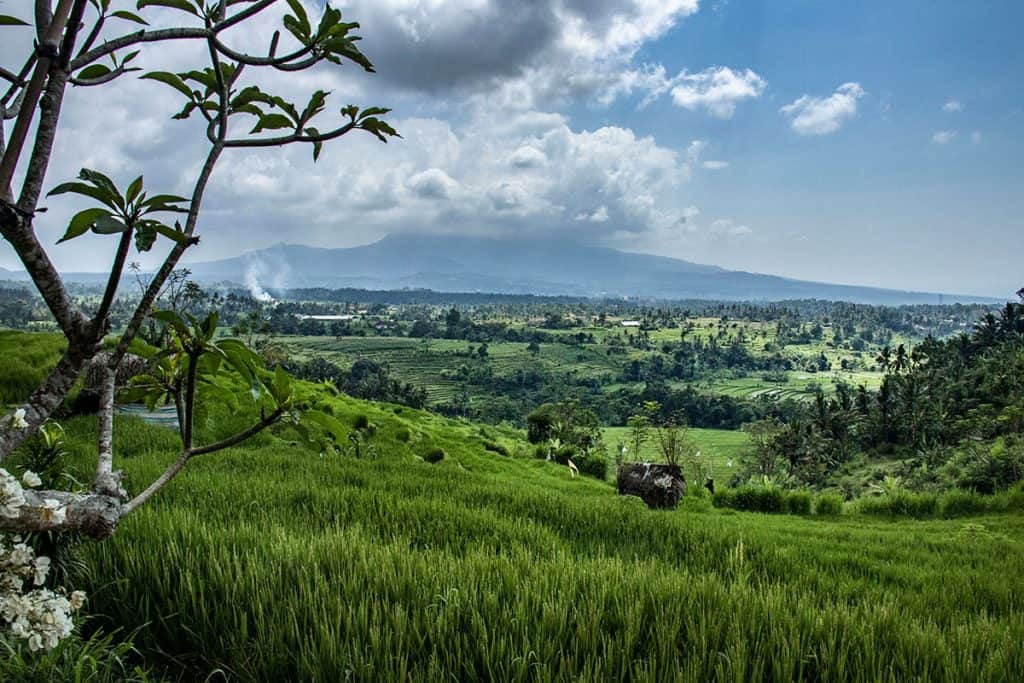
xmin=352 ymin=414 xmax=370 ymax=430
xmin=533 ymin=444 xmax=548 ymax=460
xmin=814 ymin=493 xmax=844 ymax=516
xmin=574 ymin=453 xmax=608 ymax=480
xmin=484 ymin=441 xmax=510 ymax=456
xmin=553 ymin=444 xmax=576 ymax=465
xmin=783 ymin=490 xmax=813 ymax=515
xmin=713 ymin=486 xmax=784 ymax=513
xmin=424 ymin=448 xmax=445 ymax=464
xmin=395 ymin=428 xmax=411 ymax=443
xmin=858 ymin=492 xmax=938 ymax=518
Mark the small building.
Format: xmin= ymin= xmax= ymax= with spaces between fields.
xmin=620 ymin=320 xmax=641 ymax=328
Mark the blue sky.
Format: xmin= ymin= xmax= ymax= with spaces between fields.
xmin=2 ymin=0 xmax=1021 ymax=297
xmin=566 ymin=1 xmax=1024 ymax=295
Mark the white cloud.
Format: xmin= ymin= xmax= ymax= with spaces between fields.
xmin=408 ymin=168 xmax=460 ymax=199
xmin=780 ymin=82 xmax=865 ymax=135
xmin=670 ymin=67 xmax=767 ymax=118
xmin=702 ymin=160 xmax=729 ymax=170
xmin=942 ymin=100 xmax=964 ymax=112
xmin=932 ymin=130 xmax=957 ymax=144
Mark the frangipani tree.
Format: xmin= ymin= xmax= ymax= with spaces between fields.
xmin=0 ymin=0 xmax=396 ymax=642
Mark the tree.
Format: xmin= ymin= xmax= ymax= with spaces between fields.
xmin=0 ymin=0 xmax=396 ymax=648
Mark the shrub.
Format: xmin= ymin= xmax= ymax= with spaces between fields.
xmin=574 ymin=453 xmax=608 ymax=480
xmin=553 ymin=445 xmax=576 ymax=465
xmin=858 ymin=492 xmax=938 ymax=518
xmin=814 ymin=493 xmax=844 ymax=516
xmin=395 ymin=428 xmax=412 ymax=443
xmin=424 ymin=448 xmax=445 ymax=464
xmin=484 ymin=441 xmax=510 ymax=456
xmin=783 ymin=490 xmax=813 ymax=515
xmin=533 ymin=444 xmax=548 ymax=460
xmin=353 ymin=414 xmax=370 ymax=430
xmin=713 ymin=486 xmax=784 ymax=513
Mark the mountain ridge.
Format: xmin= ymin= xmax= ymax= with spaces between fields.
xmin=178 ymin=233 xmax=997 ymax=305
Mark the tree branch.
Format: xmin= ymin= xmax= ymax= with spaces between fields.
xmin=94 ymin=228 xmax=133 ymax=327
xmin=69 ymin=28 xmax=210 ymax=71
xmin=187 ymin=408 xmax=283 ymax=457
xmin=225 ymin=121 xmax=355 ymax=148
xmin=0 ymin=489 xmax=122 ymax=540
xmin=0 ymin=203 xmax=89 ymax=337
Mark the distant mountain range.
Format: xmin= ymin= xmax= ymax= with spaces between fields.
xmin=0 ymin=234 xmax=1001 ymax=305
xmin=180 ymin=234 xmax=997 ymax=305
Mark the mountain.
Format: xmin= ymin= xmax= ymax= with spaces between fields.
xmin=1 ymin=234 xmax=995 ymax=304
xmin=180 ymin=234 xmax=998 ymax=305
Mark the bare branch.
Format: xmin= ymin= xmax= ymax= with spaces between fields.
xmin=0 ymin=203 xmax=89 ymax=337
xmin=94 ymin=229 xmax=133 ymax=325
xmin=212 ymin=36 xmax=314 ymax=68
xmin=69 ymin=64 xmax=134 ymax=87
xmin=70 ymin=28 xmax=210 ymax=71
xmin=0 ymin=489 xmax=121 ymax=540
xmin=187 ymin=408 xmax=284 ymax=457
xmin=214 ymin=0 xmax=279 ymax=32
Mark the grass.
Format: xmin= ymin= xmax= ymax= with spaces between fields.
xmin=0 ymin=330 xmax=65 ymax=405
xmin=3 ymin=332 xmax=1023 ymax=680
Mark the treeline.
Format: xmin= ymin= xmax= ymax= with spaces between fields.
xmin=740 ymin=297 xmax=1024 ymax=492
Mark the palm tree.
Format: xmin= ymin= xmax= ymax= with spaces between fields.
xmin=875 ymin=346 xmax=892 ymax=372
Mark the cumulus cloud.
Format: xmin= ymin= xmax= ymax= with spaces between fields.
xmin=932 ymin=130 xmax=957 ymax=144
xmin=670 ymin=67 xmax=767 ymax=118
xmin=0 ymin=0 xmax=753 ymax=273
xmin=942 ymin=100 xmax=964 ymax=112
xmin=780 ymin=82 xmax=865 ymax=135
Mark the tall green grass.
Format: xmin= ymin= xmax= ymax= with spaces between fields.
xmin=55 ymin=394 xmax=1024 ymax=681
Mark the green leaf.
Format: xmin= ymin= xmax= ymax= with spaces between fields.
xmin=77 ymin=64 xmax=112 ymax=80
xmin=0 ymin=15 xmax=30 ymax=26
xmin=285 ymin=0 xmax=310 ymax=36
xmin=154 ymin=222 xmax=190 ymax=244
xmin=301 ymin=90 xmax=329 ymax=123
xmin=250 ymin=113 xmax=295 ymax=134
xmin=111 ymin=10 xmax=149 ymax=25
xmin=304 ymin=127 xmax=323 ymax=162
xmin=47 ymin=181 xmax=119 ymax=210
xmin=126 ymin=175 xmax=144 ymax=204
xmin=58 ymin=208 xmax=110 ymax=243
xmin=151 ymin=309 xmax=190 ymax=338
xmin=136 ymin=0 xmax=200 ymax=17
xmin=122 ymin=50 xmax=141 ymax=64
xmin=134 ymin=222 xmax=157 ymax=251
xmin=141 ymin=71 xmax=194 ymax=100
xmin=91 ymin=216 xmax=129 ymax=234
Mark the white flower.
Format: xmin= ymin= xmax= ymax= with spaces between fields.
xmin=10 ymin=408 xmax=28 ymax=430
xmin=69 ymin=591 xmax=86 ymax=611
xmin=21 ymin=471 xmax=41 ymax=488
xmin=40 ymin=499 xmax=66 ymax=526
xmin=33 ymin=556 xmax=50 ymax=586
xmin=0 ymin=469 xmax=26 ymax=518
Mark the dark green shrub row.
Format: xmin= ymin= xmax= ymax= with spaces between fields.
xmin=713 ymin=487 xmax=838 ymax=516
xmin=483 ymin=441 xmax=510 ymax=456
xmin=857 ymin=485 xmax=1024 ymax=519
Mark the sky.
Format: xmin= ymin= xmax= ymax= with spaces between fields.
xmin=1 ymin=0 xmax=1022 ymax=297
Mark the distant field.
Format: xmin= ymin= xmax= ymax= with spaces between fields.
xmin=602 ymin=426 xmax=750 ymax=481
